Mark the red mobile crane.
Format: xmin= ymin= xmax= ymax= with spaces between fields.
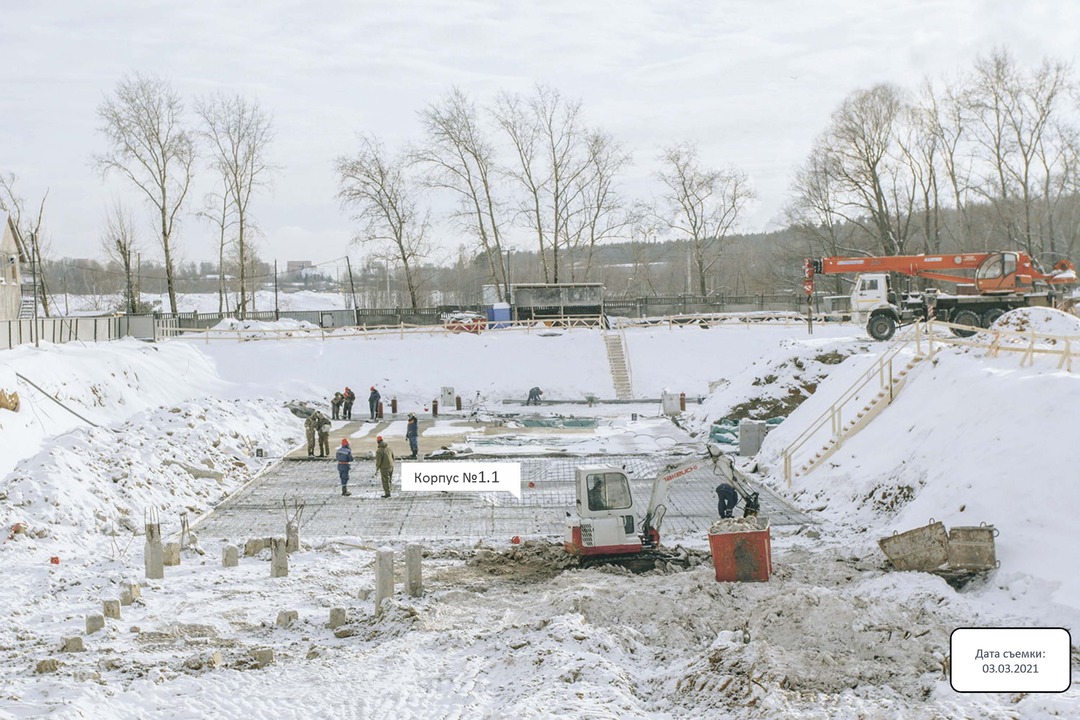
xmin=804 ymin=250 xmax=1076 ymax=340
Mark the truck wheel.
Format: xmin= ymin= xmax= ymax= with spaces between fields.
xmin=950 ymin=310 xmax=980 ymax=337
xmin=981 ymin=308 xmax=1006 ymax=328
xmin=867 ymin=314 xmax=896 ymax=341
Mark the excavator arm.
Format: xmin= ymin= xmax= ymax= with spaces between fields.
xmin=640 ymin=445 xmax=745 ymax=544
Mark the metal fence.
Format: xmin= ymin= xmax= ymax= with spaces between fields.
xmin=1 ymin=293 xmax=819 ymax=351
xmin=0 ymin=315 xmax=173 ymax=350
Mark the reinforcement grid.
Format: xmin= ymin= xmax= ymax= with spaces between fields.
xmin=191 ymin=454 xmax=812 ymax=544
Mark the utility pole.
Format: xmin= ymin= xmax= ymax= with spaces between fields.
xmin=345 ymin=256 xmax=359 ymax=325
xmin=274 ymin=259 xmax=279 ymax=320
xmin=30 ymin=230 xmax=39 ymax=348
xmin=505 ymin=249 xmax=512 ymax=303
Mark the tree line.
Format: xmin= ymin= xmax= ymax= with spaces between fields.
xmin=4 ymin=48 xmax=1079 ymax=316
xmin=786 ymin=48 xmax=1080 ymax=293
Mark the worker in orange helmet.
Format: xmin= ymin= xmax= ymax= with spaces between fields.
xmin=336 ymin=438 xmax=353 ymax=496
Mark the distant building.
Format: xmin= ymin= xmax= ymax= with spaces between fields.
xmin=0 ymin=216 xmax=27 ymax=322
xmin=286 ymin=260 xmax=313 ymax=274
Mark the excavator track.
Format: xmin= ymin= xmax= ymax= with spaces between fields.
xmin=577 ymin=546 xmax=710 ymax=574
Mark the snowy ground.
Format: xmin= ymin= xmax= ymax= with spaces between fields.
xmin=1 ymin=311 xmax=1077 ymax=718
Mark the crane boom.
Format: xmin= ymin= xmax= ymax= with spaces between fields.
xmin=809 ymin=251 xmax=1075 ymax=294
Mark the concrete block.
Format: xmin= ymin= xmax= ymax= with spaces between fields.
xmin=102 ymin=599 xmax=121 ymax=620
xmin=405 ymin=544 xmax=423 ymax=598
xmin=120 ymin=582 xmax=142 ymax=607
xmin=249 ymin=647 xmax=275 ymax=667
xmin=86 ymin=614 xmax=105 ymax=634
xmin=270 ymin=537 xmax=288 ymax=578
xmin=661 ymin=392 xmax=681 ymax=415
xmin=184 ymin=650 xmax=224 ymax=671
xmin=144 ymin=544 xmax=165 ymax=578
xmin=738 ymin=419 xmax=767 ymax=456
xmin=286 ymin=523 xmax=299 ymax=553
xmin=61 ymin=636 xmax=85 ymax=652
xmin=144 ymin=527 xmax=164 ymax=580
xmin=328 ymin=607 xmax=348 ymax=628
xmin=375 ymin=548 xmax=394 ymax=615
xmin=163 ymin=542 xmax=181 ymax=566
xmin=222 ymin=545 xmax=239 ymax=567
xmin=35 ymin=658 xmax=59 ymax=674
xmin=276 ymin=610 xmax=298 ymax=628
xmin=244 ymin=538 xmax=266 ymax=556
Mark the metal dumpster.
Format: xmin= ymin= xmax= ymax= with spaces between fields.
xmin=709 ymin=516 xmax=772 ymax=582
xmin=947 ymin=524 xmax=998 ymax=570
xmin=878 ymin=520 xmax=948 ymax=571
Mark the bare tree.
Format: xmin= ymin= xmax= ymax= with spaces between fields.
xmin=495 ymin=85 xmax=593 ymax=283
xmin=564 ymin=130 xmax=632 ymax=280
xmin=626 ymin=208 xmax=663 ymax=296
xmin=0 ymin=173 xmax=51 ymax=315
xmin=967 ymin=50 xmax=1072 ymax=256
xmin=414 ymin=87 xmax=509 ymax=299
xmin=821 ymin=84 xmax=917 ymax=256
xmin=784 ymin=141 xmax=860 ymax=294
xmin=197 ymin=177 xmax=236 ymax=314
xmin=196 ymin=93 xmax=275 ymax=318
xmin=100 ymin=201 xmax=141 ymax=314
xmin=95 ymin=73 xmax=195 ymax=314
xmin=336 ymin=135 xmax=430 ymax=309
xmin=657 ymin=142 xmax=754 ymax=295
xmin=918 ymin=77 xmax=976 ymax=250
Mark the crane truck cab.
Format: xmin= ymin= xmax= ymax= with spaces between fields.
xmin=846 ymin=273 xmax=912 ymax=341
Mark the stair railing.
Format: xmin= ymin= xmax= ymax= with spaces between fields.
xmin=781 ymin=321 xmax=929 ymax=486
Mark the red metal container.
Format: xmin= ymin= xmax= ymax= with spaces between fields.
xmin=709 ymin=519 xmax=772 ymax=582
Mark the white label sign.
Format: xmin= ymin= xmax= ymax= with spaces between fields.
xmin=401 ymin=462 xmax=522 ymax=499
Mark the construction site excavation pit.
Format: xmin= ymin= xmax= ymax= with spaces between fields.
xmin=192 ymin=410 xmax=812 ymax=546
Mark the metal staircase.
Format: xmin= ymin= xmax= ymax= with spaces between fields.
xmin=603 ymin=327 xmax=634 ymax=400
xmin=18 ymin=296 xmax=35 ymax=319
xmin=781 ymin=323 xmax=933 ymax=485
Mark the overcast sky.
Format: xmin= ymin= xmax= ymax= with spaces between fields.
xmin=2 ymin=1 xmax=1079 ymax=270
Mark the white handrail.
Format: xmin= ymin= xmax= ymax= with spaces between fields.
xmin=781 ymin=322 xmax=927 ymax=485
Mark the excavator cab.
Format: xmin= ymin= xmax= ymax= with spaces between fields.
xmin=564 ymin=466 xmax=642 ymax=557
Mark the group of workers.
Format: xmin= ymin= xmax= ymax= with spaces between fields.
xmin=304 ymin=391 xmax=422 ymax=497
xmin=332 ymin=434 xmax=397 ymax=498
xmin=331 ymin=386 xmax=383 ymax=421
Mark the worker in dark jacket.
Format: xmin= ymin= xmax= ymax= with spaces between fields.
xmin=716 ymin=482 xmax=739 ymax=518
xmin=310 ymin=411 xmax=331 ymax=457
xmin=368 ymin=386 xmax=381 ymax=421
xmin=406 ymin=412 xmax=419 ymax=459
xmin=331 ymin=392 xmax=344 ymax=420
xmin=304 ymin=413 xmax=318 ymax=457
xmin=342 ymin=387 xmax=355 ymax=420
xmin=526 ymin=387 xmax=543 ymax=405
xmin=336 ymin=438 xmax=353 ymax=496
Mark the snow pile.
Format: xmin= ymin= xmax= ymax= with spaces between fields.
xmin=0 ymin=398 xmax=297 ymax=542
xmin=983 ymin=305 xmax=1080 ymax=341
xmin=757 ymin=327 xmax=1080 ymax=630
xmin=687 ymin=336 xmax=864 ymax=431
xmin=211 ymin=317 xmax=321 ymax=334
